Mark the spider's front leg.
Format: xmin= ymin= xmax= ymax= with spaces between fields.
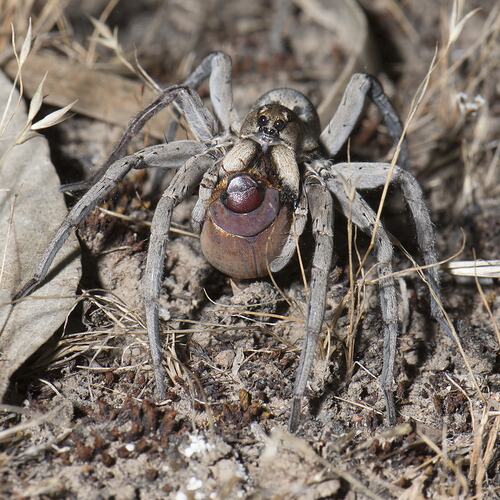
xmin=289 ymin=179 xmax=334 ymax=432
xmin=157 ymin=52 xmax=238 ymax=195
xmin=182 ymin=51 xmax=239 ymax=133
xmin=320 ymin=73 xmax=410 ymax=170
xmin=144 ymin=152 xmax=220 ymax=399
xmin=63 ymin=51 xmax=231 ymax=193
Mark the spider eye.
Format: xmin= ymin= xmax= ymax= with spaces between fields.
xmin=257 ymin=115 xmax=268 ymax=126
xmin=274 ymin=119 xmax=285 ymax=131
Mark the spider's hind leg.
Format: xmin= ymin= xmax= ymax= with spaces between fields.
xmin=329 ymin=161 xmax=446 ymax=334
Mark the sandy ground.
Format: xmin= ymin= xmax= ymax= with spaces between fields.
xmin=1 ymin=0 xmax=499 ymax=498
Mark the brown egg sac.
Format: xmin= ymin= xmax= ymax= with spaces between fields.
xmin=200 ymin=173 xmax=292 ymax=279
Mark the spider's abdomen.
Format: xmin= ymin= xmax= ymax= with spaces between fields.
xmin=200 ymin=173 xmax=291 ymax=279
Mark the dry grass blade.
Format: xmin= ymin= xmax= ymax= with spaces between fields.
xmin=293 ymin=212 xmax=308 ymax=294
xmin=30 ymin=99 xmax=76 ymax=130
xmin=85 ymin=0 xmax=120 ymax=65
xmin=97 ymin=207 xmax=199 ymax=239
xmin=4 ymin=51 xmax=169 ymax=139
xmin=0 ymin=21 xmax=30 ymax=136
xmin=447 ymin=259 xmax=500 ymax=279
xmin=26 ymin=71 xmax=47 ymax=122
xmin=469 ymin=400 xmax=500 ymax=496
xmin=365 ymin=230 xmax=466 ymax=286
xmin=17 ymin=16 xmax=31 ymax=67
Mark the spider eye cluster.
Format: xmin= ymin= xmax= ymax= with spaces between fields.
xmin=256 ymin=112 xmax=288 ymax=137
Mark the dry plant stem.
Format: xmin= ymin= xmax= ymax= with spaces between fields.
xmin=85 ymin=0 xmax=120 ymax=65
xmin=410 ymin=2 xmax=497 ymax=123
xmin=367 ymin=234 xmax=466 ymax=285
xmin=97 ymin=207 xmax=199 ymax=239
xmin=0 ymin=20 xmax=31 ymax=137
xmin=477 ymin=413 xmax=500 ymax=491
xmin=294 ymin=212 xmax=309 ymax=295
xmin=333 ymin=396 xmax=382 ymax=415
xmin=469 ymin=404 xmax=489 ymax=492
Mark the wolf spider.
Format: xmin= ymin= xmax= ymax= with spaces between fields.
xmin=15 ymin=52 xmax=444 ymax=431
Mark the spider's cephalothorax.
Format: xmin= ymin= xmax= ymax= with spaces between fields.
xmin=14 ymin=52 xmax=446 ymax=432
xmin=240 ymin=102 xmax=304 ymax=152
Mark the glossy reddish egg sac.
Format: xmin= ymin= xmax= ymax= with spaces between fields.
xmin=223 ymin=174 xmax=264 ymax=213
xmin=200 ymin=204 xmax=292 ymax=280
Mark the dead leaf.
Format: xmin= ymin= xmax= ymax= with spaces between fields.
xmin=0 ymin=69 xmax=81 ymax=400
xmin=4 ymin=50 xmax=169 ymax=140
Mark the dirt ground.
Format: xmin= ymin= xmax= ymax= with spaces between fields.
xmin=1 ymin=0 xmax=499 ymax=498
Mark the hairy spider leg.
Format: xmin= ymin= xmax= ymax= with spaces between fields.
xmin=289 ymin=178 xmax=334 ymax=432
xmin=144 ymin=152 xmax=220 ymax=399
xmin=322 ymin=167 xmax=399 ymax=425
xmin=329 ymin=161 xmax=447 ymax=334
xmin=320 ymin=73 xmax=410 ymax=171
xmin=63 ymin=52 xmax=235 ymax=193
xmin=157 ymin=51 xmax=239 ymax=202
